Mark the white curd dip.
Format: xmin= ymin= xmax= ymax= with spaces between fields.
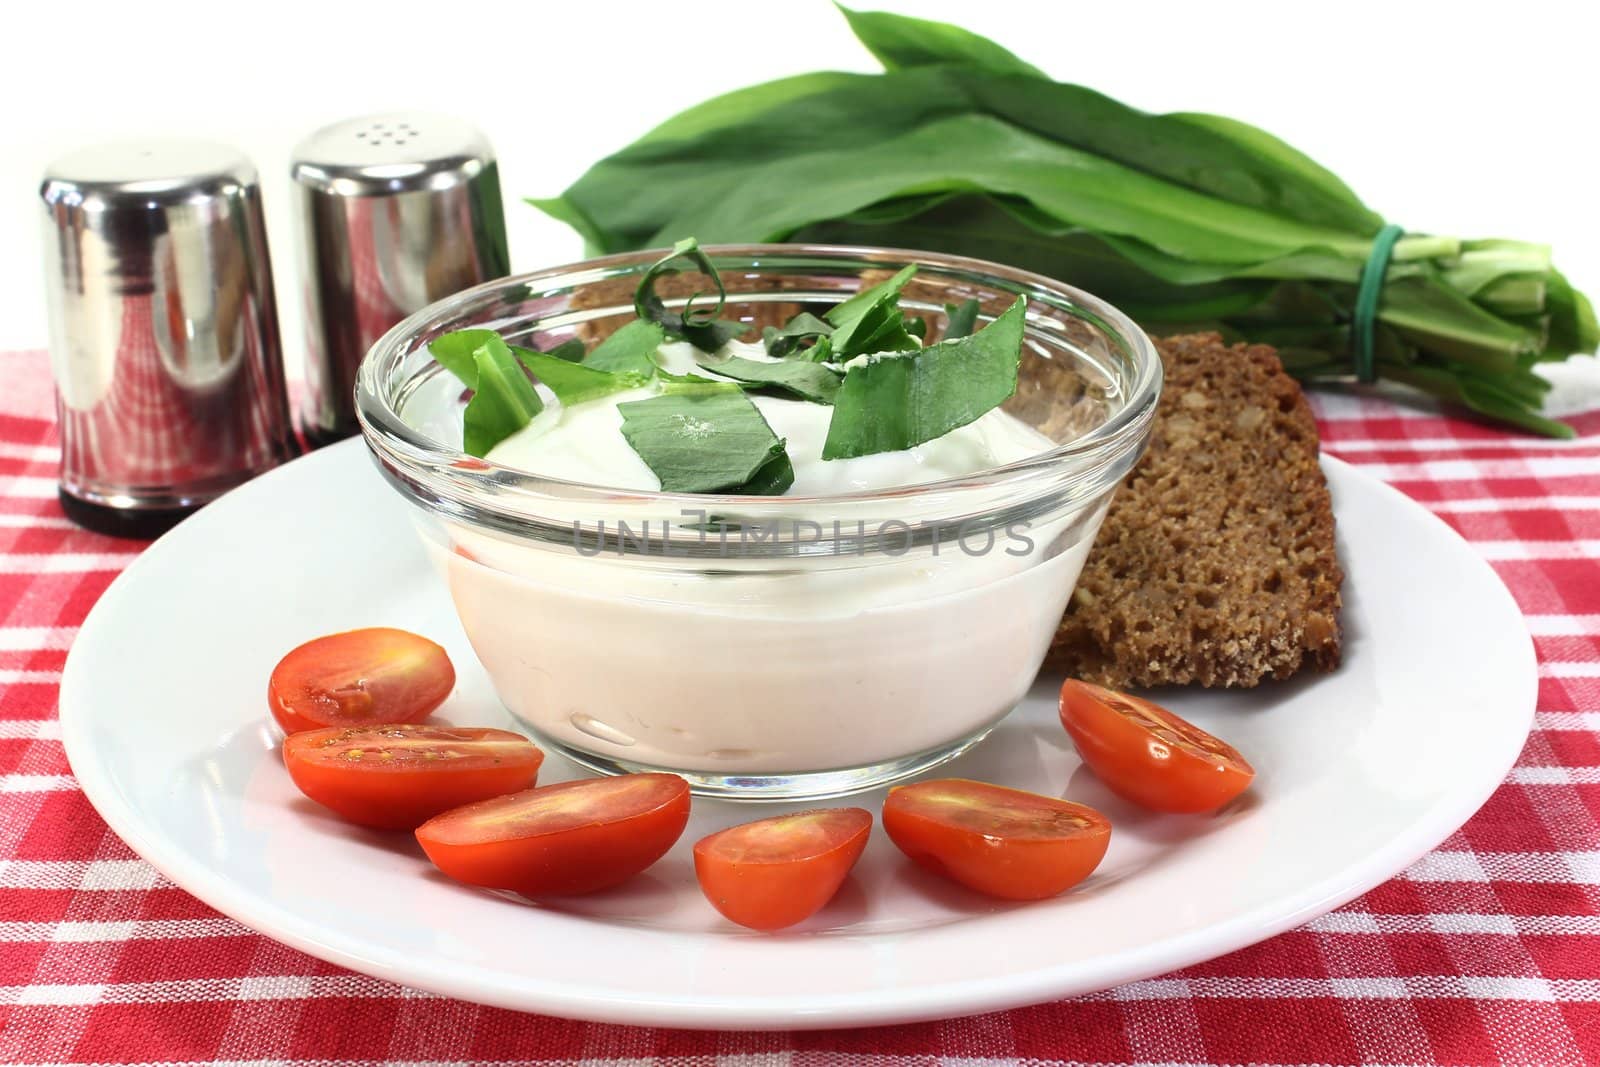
xmin=428 ymin=337 xmax=1107 ymax=778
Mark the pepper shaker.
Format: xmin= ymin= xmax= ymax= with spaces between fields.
xmin=40 ymin=140 xmax=295 ymax=538
xmin=290 ymin=113 xmax=511 ymax=445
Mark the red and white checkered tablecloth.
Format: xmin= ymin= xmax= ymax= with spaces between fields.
xmin=1 ymin=347 xmax=1596 ymax=1066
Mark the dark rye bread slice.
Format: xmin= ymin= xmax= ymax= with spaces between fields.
xmin=1045 ymin=333 xmax=1343 ymax=688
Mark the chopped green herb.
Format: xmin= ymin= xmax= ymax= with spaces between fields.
xmin=650 ymin=347 xmax=724 ymax=385
xmin=736 ymin=448 xmax=797 ymax=496
xmin=762 ymin=312 xmax=834 ymax=357
xmin=824 ymin=265 xmax=922 ymax=358
xmin=705 ymin=355 xmax=842 ymax=404
xmin=634 ymin=238 xmax=747 ymax=353
xmin=944 ymin=299 xmax=981 ymax=339
xmin=798 ymin=335 xmax=835 ymax=363
xmin=822 ymin=295 xmax=1026 ymax=459
xmin=462 ymin=341 xmax=543 ymax=458
xmin=617 ymin=383 xmax=792 ymax=493
xmin=846 ymin=310 xmax=923 ymax=360
xmin=826 ymin=265 xmax=916 ymax=328
xmin=584 ymin=319 xmax=666 ymax=376
xmin=545 ymin=338 xmax=588 ymax=363
xmin=435 ymin=329 xmax=586 ymax=376
xmin=511 ymin=343 xmax=647 ymax=406
xmin=655 ymin=366 xmax=725 ymax=385
xmin=429 ymin=329 xmax=500 ymax=387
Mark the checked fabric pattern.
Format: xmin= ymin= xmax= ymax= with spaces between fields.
xmin=0 ymin=348 xmax=1596 ymax=1066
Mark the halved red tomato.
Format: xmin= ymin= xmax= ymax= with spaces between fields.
xmin=694 ymin=808 xmax=871 ymax=931
xmin=283 ymin=724 xmax=543 ymax=830
xmin=415 ymin=773 xmax=691 ymax=897
xmin=882 ymin=779 xmax=1110 ymax=900
xmin=1059 ymin=680 xmax=1255 ymax=813
xmin=268 ymin=628 xmax=455 ymax=735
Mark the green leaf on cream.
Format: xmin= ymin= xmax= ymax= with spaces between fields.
xmin=735 ymin=448 xmax=798 ymax=496
xmin=944 ymin=298 xmax=981 ymax=339
xmin=511 ymin=343 xmax=646 ymax=406
xmin=762 ymin=312 xmax=834 ymax=357
xmin=545 ymin=338 xmax=589 ymax=363
xmin=430 ymin=329 xmax=499 ymax=387
xmin=705 ymin=355 xmax=842 ymax=404
xmin=823 ymin=264 xmax=922 ymax=359
xmin=821 ymin=294 xmax=1026 ymax=459
xmin=634 ymin=237 xmax=747 ymax=353
xmin=585 ymin=319 xmax=666 ymax=376
xmin=617 ymin=383 xmax=793 ymax=494
xmin=462 ymin=340 xmax=543 ymax=458
xmin=435 ymin=329 xmax=587 ymax=380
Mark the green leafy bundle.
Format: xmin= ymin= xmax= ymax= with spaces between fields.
xmin=533 ymin=6 xmax=1597 ymax=437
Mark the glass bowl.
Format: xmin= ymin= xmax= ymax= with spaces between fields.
xmin=356 ymin=245 xmax=1162 ymax=800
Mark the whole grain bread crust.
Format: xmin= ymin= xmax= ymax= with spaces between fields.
xmin=1044 ymin=333 xmax=1343 ymax=688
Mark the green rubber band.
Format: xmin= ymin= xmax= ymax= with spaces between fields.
xmin=1352 ymin=223 xmax=1405 ymax=384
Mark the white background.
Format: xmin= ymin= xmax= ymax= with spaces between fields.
xmin=3 ymin=0 xmax=1597 ymax=395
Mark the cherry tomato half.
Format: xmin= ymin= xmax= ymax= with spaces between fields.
xmin=268 ymin=627 xmax=455 ymax=735
xmin=694 ymin=808 xmax=871 ymax=931
xmin=415 ymin=773 xmax=691 ymax=897
xmin=882 ymin=779 xmax=1110 ymax=901
xmin=1059 ymin=680 xmax=1255 ymax=814
xmin=283 ymin=724 xmax=544 ymax=830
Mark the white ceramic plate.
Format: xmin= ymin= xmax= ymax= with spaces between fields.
xmin=60 ymin=441 xmax=1535 ymax=1029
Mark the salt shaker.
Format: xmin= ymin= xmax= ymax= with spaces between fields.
xmin=39 ymin=140 xmax=295 ymax=538
xmin=290 ymin=113 xmax=511 ymax=445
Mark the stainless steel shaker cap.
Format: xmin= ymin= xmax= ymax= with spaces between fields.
xmin=291 ymin=113 xmax=496 ymax=196
xmin=42 ymin=139 xmax=258 ymax=207
xmin=290 ymin=112 xmax=509 ymax=445
xmin=40 ymin=139 xmax=294 ymax=537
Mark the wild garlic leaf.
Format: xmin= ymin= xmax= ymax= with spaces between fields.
xmin=585 ymin=319 xmax=666 ymax=376
xmin=762 ymin=312 xmax=835 ymax=357
xmin=511 ymin=344 xmax=646 ymax=407
xmin=649 ymin=346 xmax=724 ymax=385
xmin=944 ymin=298 xmax=981 ymax=339
xmin=706 ymin=355 xmax=842 ymax=404
xmin=634 ymin=237 xmax=748 ymax=353
xmin=532 ymin=3 xmax=1594 ymax=436
xmin=843 ymin=309 xmax=923 ymax=360
xmin=825 ymin=265 xmax=923 ymax=358
xmin=822 ymin=295 xmax=1025 ymax=459
xmin=684 ymin=318 xmax=748 ymax=353
xmin=836 ymin=4 xmax=1047 ymax=78
xmin=435 ymin=329 xmax=586 ymax=378
xmin=798 ymin=335 xmax=835 ymax=363
xmin=655 ymin=366 xmax=724 ymax=384
xmin=840 ymin=0 xmax=1389 ymax=253
xmin=430 ymin=329 xmax=501 ymax=388
xmin=543 ymin=70 xmax=1379 ymax=265
xmin=545 ymin=339 xmax=588 ymax=363
xmin=825 ymin=265 xmax=916 ymax=331
xmin=736 ymin=447 xmax=796 ymax=496
xmin=462 ymin=340 xmax=543 ymax=458
xmin=617 ymin=384 xmax=792 ymax=494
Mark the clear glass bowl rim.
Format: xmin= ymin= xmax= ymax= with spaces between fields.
xmin=355 ymin=242 xmax=1163 ymax=537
